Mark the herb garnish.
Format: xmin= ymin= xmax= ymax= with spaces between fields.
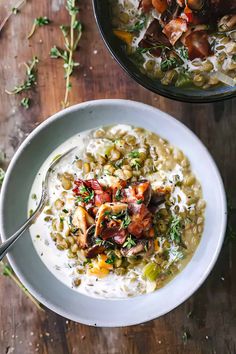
xmin=161 ymin=57 xmax=179 ymax=72
xmin=127 ymin=14 xmax=147 ymax=33
xmin=77 ymin=185 xmax=94 ymax=203
xmin=129 ymin=150 xmax=140 ymax=158
xmin=136 ymin=43 xmax=169 ymax=54
xmin=105 ymin=254 xmax=115 ymax=264
xmin=123 ymin=235 xmax=136 ymax=249
xmin=121 ymin=214 xmax=131 ymax=229
xmin=115 ymin=188 xmax=122 ymax=201
xmin=232 ymin=54 xmax=236 ymax=62
xmin=131 ymin=159 xmax=141 ymax=170
xmin=168 ymin=215 xmax=182 ymax=244
xmin=179 ymin=46 xmax=189 ymax=60
xmin=28 ymin=16 xmax=50 ymax=39
xmin=137 ymin=199 xmax=143 ymax=204
xmin=50 ymin=0 xmax=83 ymax=108
xmin=21 ymin=97 xmax=30 ymax=109
xmin=5 ymin=56 xmax=39 ymax=95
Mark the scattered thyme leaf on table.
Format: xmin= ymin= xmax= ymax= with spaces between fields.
xmin=28 ymin=16 xmax=50 ymax=39
xmin=21 ymin=97 xmax=31 ymax=109
xmin=50 ymin=0 xmax=83 ymax=108
xmin=5 ymin=56 xmax=39 ymax=95
xmin=0 ymin=0 xmax=26 ymax=32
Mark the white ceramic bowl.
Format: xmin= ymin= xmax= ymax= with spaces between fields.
xmin=0 ymin=99 xmax=227 ymax=327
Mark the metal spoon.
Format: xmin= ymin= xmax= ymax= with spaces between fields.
xmin=0 ymin=146 xmax=76 ymax=261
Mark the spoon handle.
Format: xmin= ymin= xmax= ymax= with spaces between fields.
xmin=0 ymin=187 xmax=47 ymax=261
xmin=0 ymin=213 xmax=38 ymax=261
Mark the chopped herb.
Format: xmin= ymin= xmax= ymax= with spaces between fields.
xmin=104 ymin=210 xmax=111 ymax=216
xmin=129 ymin=150 xmax=140 ymax=158
xmin=123 ymin=235 xmax=136 ymax=249
xmin=137 ymin=199 xmax=143 ymax=204
xmin=31 ymin=193 xmax=37 ymax=200
xmin=179 ymin=46 xmax=189 ymax=60
xmin=51 ymin=0 xmax=83 ymax=108
xmin=115 ymin=188 xmax=122 ymax=201
xmin=5 ymin=56 xmax=39 ymax=95
xmin=161 ymin=57 xmax=179 ymax=72
xmin=105 ymin=254 xmax=115 ymax=264
xmin=95 ymin=237 xmax=103 ymax=246
xmin=136 ymin=43 xmax=168 ymax=55
xmin=36 ymin=234 xmax=40 ymax=239
xmin=77 ymin=185 xmax=94 ymax=203
xmin=29 ymin=209 xmax=34 ymax=217
xmin=232 ymin=54 xmax=236 ymax=62
xmin=20 ymin=97 xmax=31 ymax=109
xmin=28 ymin=16 xmax=50 ymax=39
xmin=0 ymin=168 xmax=5 ymax=186
xmin=62 ymin=209 xmax=69 ymax=213
xmin=131 ymin=159 xmax=141 ymax=170
xmin=127 ymin=14 xmax=147 ymax=33
xmin=168 ymin=215 xmax=182 ymax=244
xmin=121 ymin=213 xmax=131 ymax=229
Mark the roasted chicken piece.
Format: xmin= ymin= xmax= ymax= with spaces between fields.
xmin=128 ymin=203 xmax=154 ymax=238
xmin=72 ymin=206 xmax=95 ymax=248
xmin=163 ymin=18 xmax=188 ymax=45
xmin=120 ymin=180 xmax=152 ymax=205
xmin=95 ymin=202 xmax=128 ymax=237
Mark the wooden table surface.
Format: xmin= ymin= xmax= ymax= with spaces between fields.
xmin=0 ymin=1 xmax=235 ymax=353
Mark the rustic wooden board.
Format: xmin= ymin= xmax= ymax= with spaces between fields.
xmin=0 ymin=1 xmax=236 ymax=353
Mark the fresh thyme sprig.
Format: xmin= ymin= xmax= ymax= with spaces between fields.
xmin=50 ymin=0 xmax=82 ymax=108
xmin=0 ymin=261 xmax=44 ymax=311
xmin=27 ymin=16 xmax=50 ymax=39
xmin=5 ymin=56 xmax=39 ymax=95
xmin=0 ymin=0 xmax=26 ymax=33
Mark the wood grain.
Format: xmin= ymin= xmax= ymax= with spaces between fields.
xmin=0 ymin=1 xmax=236 ymax=353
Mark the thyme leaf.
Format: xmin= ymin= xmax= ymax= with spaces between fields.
xmin=5 ymin=56 xmax=39 ymax=95
xmin=20 ymin=97 xmax=30 ymax=109
xmin=28 ymin=16 xmax=50 ymax=39
xmin=168 ymin=215 xmax=182 ymax=244
xmin=123 ymin=235 xmax=136 ymax=249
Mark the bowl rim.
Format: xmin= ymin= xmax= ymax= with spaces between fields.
xmin=92 ymin=0 xmax=236 ymax=104
xmin=0 ymin=99 xmax=227 ymax=326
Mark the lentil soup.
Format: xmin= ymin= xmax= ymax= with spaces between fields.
xmin=29 ymin=124 xmax=205 ymax=298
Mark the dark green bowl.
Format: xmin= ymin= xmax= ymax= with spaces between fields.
xmin=92 ymin=0 xmax=236 ymax=103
